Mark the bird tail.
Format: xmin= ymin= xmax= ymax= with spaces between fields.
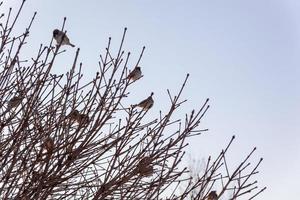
xmin=69 ymin=43 xmax=75 ymax=47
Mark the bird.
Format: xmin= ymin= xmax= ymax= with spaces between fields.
xmin=135 ymin=92 xmax=154 ymax=110
xmin=67 ymin=110 xmax=81 ymax=122
xmin=127 ymin=66 xmax=142 ymax=81
xmin=207 ymin=191 xmax=218 ymax=200
xmin=7 ymin=95 xmax=23 ymax=110
xmin=67 ymin=110 xmax=89 ymax=125
xmin=53 ymin=29 xmax=75 ymax=47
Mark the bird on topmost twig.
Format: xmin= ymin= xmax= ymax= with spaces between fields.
xmin=127 ymin=66 xmax=142 ymax=82
xmin=134 ymin=92 xmax=154 ymax=111
xmin=53 ymin=29 xmax=75 ymax=47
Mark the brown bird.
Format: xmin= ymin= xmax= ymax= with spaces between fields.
xmin=127 ymin=66 xmax=142 ymax=81
xmin=7 ymin=95 xmax=23 ymax=110
xmin=67 ymin=110 xmax=81 ymax=121
xmin=207 ymin=191 xmax=218 ymax=200
xmin=67 ymin=110 xmax=89 ymax=125
xmin=53 ymin=29 xmax=75 ymax=47
xmin=135 ymin=92 xmax=154 ymax=110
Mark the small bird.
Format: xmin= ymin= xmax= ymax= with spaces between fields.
xmin=7 ymin=95 xmax=23 ymax=110
xmin=53 ymin=29 xmax=75 ymax=47
xmin=207 ymin=191 xmax=218 ymax=200
xmin=67 ymin=110 xmax=81 ymax=122
xmin=127 ymin=66 xmax=142 ymax=81
xmin=67 ymin=110 xmax=89 ymax=125
xmin=135 ymin=92 xmax=154 ymax=110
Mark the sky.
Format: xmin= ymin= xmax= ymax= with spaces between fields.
xmin=2 ymin=0 xmax=300 ymax=199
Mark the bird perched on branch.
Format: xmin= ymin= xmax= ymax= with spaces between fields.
xmin=67 ymin=109 xmax=90 ymax=125
xmin=7 ymin=95 xmax=23 ymax=110
xmin=67 ymin=109 xmax=80 ymax=121
xmin=134 ymin=92 xmax=154 ymax=110
xmin=53 ymin=29 xmax=75 ymax=47
xmin=127 ymin=66 xmax=142 ymax=81
xmin=207 ymin=191 xmax=218 ymax=200
xmin=136 ymin=156 xmax=154 ymax=177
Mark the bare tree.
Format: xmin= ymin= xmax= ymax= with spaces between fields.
xmin=0 ymin=1 xmax=266 ymax=199
xmin=181 ymin=138 xmax=266 ymax=200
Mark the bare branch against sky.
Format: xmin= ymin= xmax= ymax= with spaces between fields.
xmin=0 ymin=1 xmax=265 ymax=199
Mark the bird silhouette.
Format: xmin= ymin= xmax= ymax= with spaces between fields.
xmin=53 ymin=29 xmax=75 ymax=47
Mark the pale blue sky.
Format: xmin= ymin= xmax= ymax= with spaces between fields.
xmin=3 ymin=0 xmax=300 ymax=199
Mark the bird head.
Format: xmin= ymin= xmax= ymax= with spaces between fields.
xmin=68 ymin=109 xmax=80 ymax=117
xmin=53 ymin=29 xmax=60 ymax=37
xmin=208 ymin=191 xmax=217 ymax=198
xmin=72 ymin=109 xmax=80 ymax=115
xmin=136 ymin=66 xmax=141 ymax=71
